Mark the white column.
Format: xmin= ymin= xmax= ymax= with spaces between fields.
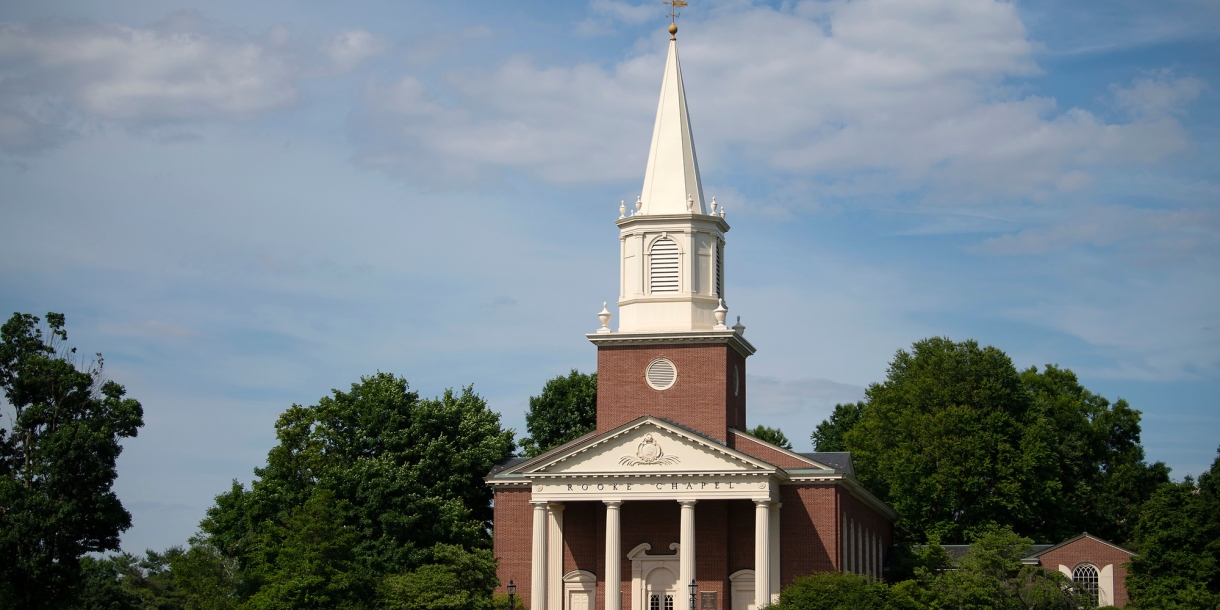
xmin=679 ymin=500 xmax=697 ymax=600
xmin=754 ymin=500 xmax=771 ymax=608
xmin=867 ymin=529 xmax=873 ymax=579
xmin=605 ymin=501 xmax=623 ymax=610
xmin=548 ymin=503 xmax=565 ymax=610
xmin=769 ymin=503 xmax=781 ymax=603
xmin=531 ymin=501 xmax=549 ymax=610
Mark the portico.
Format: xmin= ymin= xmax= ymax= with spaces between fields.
xmin=518 ymin=418 xmax=783 ymax=610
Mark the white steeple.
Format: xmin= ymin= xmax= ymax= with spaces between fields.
xmin=639 ymin=37 xmax=705 ymax=216
xmin=604 ymin=23 xmax=735 ymax=335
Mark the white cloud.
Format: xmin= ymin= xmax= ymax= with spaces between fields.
xmin=354 ymin=0 xmax=1198 ymax=206
xmin=0 ymin=15 xmax=385 ymax=152
xmin=1113 ymin=70 xmax=1207 ymax=119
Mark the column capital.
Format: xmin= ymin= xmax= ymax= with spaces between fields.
xmin=678 ymin=499 xmax=698 ymax=507
xmin=531 ymin=500 xmax=549 ymax=508
xmin=754 ymin=499 xmax=772 ymax=507
xmin=604 ymin=500 xmax=623 ymax=508
xmin=547 ymin=501 xmax=566 ymax=512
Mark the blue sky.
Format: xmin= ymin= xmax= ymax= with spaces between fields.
xmin=1 ymin=0 xmax=1217 ymax=553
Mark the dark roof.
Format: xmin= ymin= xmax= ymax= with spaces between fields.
xmin=916 ymin=544 xmax=1054 ymax=565
xmin=798 ymin=452 xmax=854 ymax=476
xmin=487 ymin=456 xmax=530 ymax=478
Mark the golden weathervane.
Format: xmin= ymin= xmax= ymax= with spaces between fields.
xmin=664 ymin=0 xmax=688 ymax=38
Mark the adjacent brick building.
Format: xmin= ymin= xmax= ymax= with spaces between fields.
xmin=485 ymin=23 xmax=896 ymax=610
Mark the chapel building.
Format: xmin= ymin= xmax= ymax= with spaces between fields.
xmin=487 ymin=23 xmax=897 ymax=610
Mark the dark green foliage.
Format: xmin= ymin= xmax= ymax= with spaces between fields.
xmin=810 ymin=402 xmax=863 ymax=452
xmin=377 ymin=544 xmax=498 ymax=610
xmin=833 ymin=337 xmax=1167 ymax=544
xmin=78 ymin=549 xmax=190 ymax=610
xmin=748 ymin=424 xmax=793 ymax=450
xmin=520 ymin=370 xmax=597 ymax=457
xmin=775 ymin=526 xmax=1088 ymax=609
xmin=169 ymin=538 xmax=237 ymax=610
xmin=78 ymin=556 xmax=144 ymax=610
xmin=773 ymin=572 xmax=901 ymax=610
xmin=0 ymin=312 xmax=144 ymax=610
xmin=1127 ymin=447 xmax=1220 ymax=609
xmin=201 ymin=373 xmax=514 ymax=607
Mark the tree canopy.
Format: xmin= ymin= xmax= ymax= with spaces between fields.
xmin=828 ymin=337 xmax=1167 ymax=544
xmin=1127 ymin=446 xmax=1220 ymax=608
xmin=810 ymin=402 xmax=863 ymax=452
xmin=0 ymin=312 xmax=144 ymax=610
xmin=748 ymin=424 xmax=793 ymax=450
xmin=519 ymin=369 xmax=597 ymax=457
xmin=198 ymin=373 xmax=514 ymax=608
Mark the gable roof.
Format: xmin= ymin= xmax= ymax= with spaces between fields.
xmin=488 ymin=415 xmax=783 ymax=480
xmin=1021 ymin=533 xmax=1135 ymax=564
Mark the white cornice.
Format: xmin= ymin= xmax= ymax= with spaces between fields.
xmin=586 ymin=330 xmax=756 ymax=357
xmin=616 ymin=213 xmax=729 ymax=232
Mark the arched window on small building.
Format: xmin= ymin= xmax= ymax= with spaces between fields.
xmin=649 ymin=238 xmax=680 ymax=293
xmin=1073 ymin=563 xmax=1100 ymax=606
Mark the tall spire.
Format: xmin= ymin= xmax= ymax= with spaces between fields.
xmin=638 ymin=31 xmax=704 ymax=215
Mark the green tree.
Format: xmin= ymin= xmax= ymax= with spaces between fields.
xmin=748 ymin=424 xmax=793 ymax=450
xmin=202 ymin=373 xmax=514 ymax=605
xmin=772 ymin=572 xmax=900 ymax=610
xmin=377 ymin=544 xmax=498 ymax=610
xmin=1127 ymin=446 xmax=1220 ymax=609
xmin=810 ymin=402 xmax=863 ymax=452
xmin=839 ymin=337 xmax=1166 ymax=544
xmin=169 ymin=538 xmax=237 ymax=610
xmin=519 ymin=370 xmax=596 ymax=457
xmin=0 ymin=312 xmax=144 ymax=610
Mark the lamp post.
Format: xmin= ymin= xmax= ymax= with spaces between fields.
xmin=688 ymin=579 xmax=697 ymax=610
xmin=507 ymin=580 xmax=516 ymax=610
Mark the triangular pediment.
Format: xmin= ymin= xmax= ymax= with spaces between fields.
xmin=523 ymin=417 xmax=777 ymax=476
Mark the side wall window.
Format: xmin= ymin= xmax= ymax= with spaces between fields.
xmin=1073 ymin=564 xmax=1099 ymax=606
xmin=650 ymin=238 xmax=680 ymax=293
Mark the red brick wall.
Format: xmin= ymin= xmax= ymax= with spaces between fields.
xmin=493 ymin=487 xmax=534 ymax=605
xmin=729 ymin=431 xmax=813 ymax=469
xmin=620 ymin=501 xmax=681 ymax=610
xmin=563 ymin=501 xmax=605 ymax=583
xmin=597 ymin=344 xmax=746 ymax=441
xmin=835 ymin=488 xmax=892 ymax=577
xmin=779 ymin=485 xmax=838 ymax=585
xmin=1039 ymin=537 xmax=1133 ymax=607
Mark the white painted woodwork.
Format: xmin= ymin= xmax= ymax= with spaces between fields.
xmin=754 ymin=501 xmax=771 ymax=608
xmin=678 ymin=501 xmax=697 ymax=601
xmin=532 ymin=502 xmax=550 ymax=610
xmin=605 ymin=502 xmax=622 ymax=610
xmin=549 ymin=503 xmax=565 ymax=610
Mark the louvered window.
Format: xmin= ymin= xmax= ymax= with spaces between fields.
xmin=646 ymin=358 xmax=677 ymax=390
xmin=649 ymin=238 xmax=679 ymax=293
xmin=715 ymin=242 xmax=723 ymax=297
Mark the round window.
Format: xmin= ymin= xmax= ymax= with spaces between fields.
xmin=646 ymin=358 xmax=678 ymax=391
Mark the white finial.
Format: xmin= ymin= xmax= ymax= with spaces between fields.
xmin=720 ymin=207 xmax=725 ymax=219
xmin=686 ymin=193 xmax=694 ymax=212
xmin=619 ymin=200 xmax=626 ymax=219
xmin=710 ymin=197 xmax=717 ymax=215
xmin=597 ymin=302 xmax=613 ymax=334
xmin=713 ymin=299 xmax=728 ymax=330
xmin=635 ymin=195 xmax=642 ymax=216
xmin=732 ymin=315 xmax=745 ymax=335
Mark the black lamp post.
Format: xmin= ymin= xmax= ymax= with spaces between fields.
xmin=507 ymin=580 xmax=516 ymax=610
xmin=689 ymin=579 xmax=697 ymax=610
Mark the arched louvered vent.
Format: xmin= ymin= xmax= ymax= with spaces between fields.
xmin=646 ymin=358 xmax=678 ymax=390
xmin=715 ymin=242 xmax=723 ymax=297
xmin=649 ymin=238 xmax=679 ymax=293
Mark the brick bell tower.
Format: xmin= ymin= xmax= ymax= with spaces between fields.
xmin=588 ymin=27 xmax=755 ymax=443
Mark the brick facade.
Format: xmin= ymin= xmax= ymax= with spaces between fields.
xmin=1035 ymin=536 xmax=1133 ymax=607
xmin=596 ymin=343 xmax=746 ymax=441
xmin=493 ymin=487 xmax=534 ymax=606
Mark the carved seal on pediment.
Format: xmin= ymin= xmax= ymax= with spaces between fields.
xmin=620 ymin=433 xmax=680 ymax=466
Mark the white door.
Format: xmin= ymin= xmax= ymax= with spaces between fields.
xmin=645 ymin=567 xmax=678 ymax=610
xmin=570 ymin=591 xmax=590 ymax=610
xmin=731 ymin=589 xmax=755 ymax=610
